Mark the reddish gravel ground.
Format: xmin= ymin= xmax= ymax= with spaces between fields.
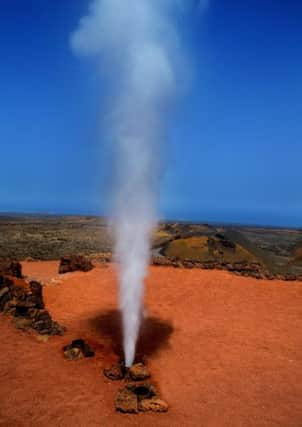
xmin=1 ymin=262 xmax=302 ymax=427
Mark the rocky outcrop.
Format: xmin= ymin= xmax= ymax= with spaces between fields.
xmin=152 ymin=255 xmax=302 ymax=281
xmin=0 ymin=274 xmax=65 ymax=335
xmin=0 ymin=259 xmax=22 ymax=278
xmin=59 ymin=256 xmax=94 ymax=274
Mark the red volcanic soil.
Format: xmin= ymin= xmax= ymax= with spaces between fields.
xmin=1 ymin=262 xmax=302 ymax=427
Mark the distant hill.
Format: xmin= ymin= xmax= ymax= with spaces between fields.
xmin=0 ymin=214 xmax=301 ymax=279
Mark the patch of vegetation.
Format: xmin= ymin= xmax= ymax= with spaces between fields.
xmin=0 ymin=215 xmax=112 ymax=260
xmin=164 ymin=236 xmax=258 ymax=264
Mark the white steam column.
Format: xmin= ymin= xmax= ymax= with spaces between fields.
xmin=71 ymin=0 xmax=207 ymax=367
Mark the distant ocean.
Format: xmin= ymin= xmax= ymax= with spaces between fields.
xmin=0 ymin=209 xmax=301 ymax=230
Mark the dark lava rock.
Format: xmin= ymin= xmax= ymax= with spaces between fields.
xmin=59 ymin=256 xmax=94 ymax=274
xmin=0 ymin=286 xmax=10 ymax=300
xmin=154 ymin=251 xmax=279 ymax=281
xmin=0 ymin=275 xmax=13 ymax=289
xmin=0 ymin=275 xmax=65 ymax=335
xmin=50 ymin=321 xmax=66 ymax=336
xmin=115 ymin=387 xmax=138 ymax=414
xmin=284 ymin=274 xmax=298 ymax=281
xmin=70 ymin=339 xmax=95 ymax=357
xmin=152 ymin=256 xmax=177 ymax=267
xmin=115 ymin=382 xmax=167 ymax=414
xmin=127 ymin=363 xmax=150 ymax=381
xmin=32 ymin=309 xmax=52 ymax=330
xmin=29 ymin=281 xmax=44 ymax=309
xmin=0 ymin=259 xmax=22 ymax=278
xmin=0 ymin=288 xmax=12 ymax=311
xmin=14 ymin=317 xmax=32 ymax=330
xmin=126 ymin=382 xmax=158 ymax=401
xmin=27 ymin=308 xmax=40 ymax=319
xmin=63 ymin=339 xmax=95 ymax=360
xmin=104 ymin=363 xmax=125 ymax=381
xmin=139 ymin=398 xmax=169 ymax=413
xmin=64 ymin=347 xmax=84 ymax=361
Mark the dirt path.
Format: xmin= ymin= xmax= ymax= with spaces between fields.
xmin=0 ymin=262 xmax=302 ymax=426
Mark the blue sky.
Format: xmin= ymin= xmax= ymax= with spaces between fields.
xmin=0 ymin=0 xmax=301 ymax=226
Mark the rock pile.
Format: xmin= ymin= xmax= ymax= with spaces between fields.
xmin=116 ymin=383 xmax=168 ymax=414
xmin=63 ymin=339 xmax=95 ymax=360
xmin=59 ymin=255 xmax=94 ymax=274
xmin=127 ymin=362 xmax=150 ymax=381
xmin=104 ymin=362 xmax=150 ymax=382
xmin=104 ymin=362 xmax=168 ymax=414
xmin=0 ymin=259 xmax=22 ymax=278
xmin=0 ymin=260 xmax=65 ymax=335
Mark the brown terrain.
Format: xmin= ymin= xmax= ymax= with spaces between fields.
xmin=1 ymin=261 xmax=302 ymax=427
xmin=1 ymin=215 xmax=302 ymax=279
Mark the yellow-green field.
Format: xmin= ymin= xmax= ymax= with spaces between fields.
xmin=164 ymin=236 xmax=259 ymax=263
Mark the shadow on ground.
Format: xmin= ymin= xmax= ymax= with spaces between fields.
xmin=88 ymin=309 xmax=173 ymax=361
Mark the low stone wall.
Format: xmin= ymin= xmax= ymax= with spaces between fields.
xmin=151 ymin=256 xmax=302 ymax=281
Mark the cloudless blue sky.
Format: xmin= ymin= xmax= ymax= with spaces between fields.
xmin=0 ymin=0 xmax=301 ymax=226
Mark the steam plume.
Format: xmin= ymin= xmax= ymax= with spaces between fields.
xmin=71 ymin=0 xmax=205 ymax=366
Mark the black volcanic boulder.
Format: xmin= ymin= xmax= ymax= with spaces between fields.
xmin=59 ymin=256 xmax=94 ymax=274
xmin=0 ymin=259 xmax=22 ymax=278
xmin=63 ymin=339 xmax=95 ymax=360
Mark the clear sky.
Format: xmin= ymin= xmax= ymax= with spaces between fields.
xmin=1 ymin=0 xmax=301 ymax=227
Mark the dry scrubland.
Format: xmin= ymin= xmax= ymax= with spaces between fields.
xmin=0 ymin=215 xmax=111 ymax=260
xmin=0 ymin=214 xmax=302 ymax=278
